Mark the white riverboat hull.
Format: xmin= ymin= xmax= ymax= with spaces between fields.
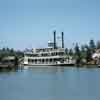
xmin=23 ymin=62 xmax=75 ymax=67
xmin=97 ymin=65 xmax=100 ymax=67
xmin=23 ymin=47 xmax=75 ymax=68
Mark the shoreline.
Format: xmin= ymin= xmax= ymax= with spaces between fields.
xmin=0 ymin=63 xmax=99 ymax=71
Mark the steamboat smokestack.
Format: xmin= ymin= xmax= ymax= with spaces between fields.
xmin=54 ymin=30 xmax=56 ymax=49
xmin=61 ymin=32 xmax=64 ymax=48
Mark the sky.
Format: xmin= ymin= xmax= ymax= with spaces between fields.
xmin=0 ymin=0 xmax=100 ymax=50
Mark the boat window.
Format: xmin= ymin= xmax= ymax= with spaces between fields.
xmin=50 ymin=59 xmax=52 ymax=62
xmin=42 ymin=59 xmax=44 ymax=62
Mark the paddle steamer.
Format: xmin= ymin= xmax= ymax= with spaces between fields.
xmin=23 ymin=31 xmax=75 ymax=66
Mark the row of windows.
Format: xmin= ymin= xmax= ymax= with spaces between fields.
xmin=26 ymin=52 xmax=64 ymax=57
xmin=33 ymin=48 xmax=63 ymax=53
xmin=28 ymin=58 xmax=63 ymax=62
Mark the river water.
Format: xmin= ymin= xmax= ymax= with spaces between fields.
xmin=0 ymin=66 xmax=100 ymax=100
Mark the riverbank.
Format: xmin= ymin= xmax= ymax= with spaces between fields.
xmin=0 ymin=65 xmax=99 ymax=73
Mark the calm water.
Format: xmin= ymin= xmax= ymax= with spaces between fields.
xmin=0 ymin=66 xmax=100 ymax=100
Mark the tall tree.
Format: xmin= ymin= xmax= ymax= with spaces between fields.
xmin=69 ymin=49 xmax=73 ymax=56
xmin=81 ymin=45 xmax=85 ymax=52
xmin=74 ymin=43 xmax=81 ymax=65
xmin=89 ymin=39 xmax=96 ymax=53
xmin=85 ymin=45 xmax=92 ymax=62
xmin=80 ymin=45 xmax=87 ymax=59
xmin=74 ymin=43 xmax=80 ymax=56
xmin=2 ymin=48 xmax=6 ymax=51
xmin=10 ymin=48 xmax=14 ymax=53
xmin=65 ymin=48 xmax=68 ymax=55
xmin=6 ymin=47 xmax=10 ymax=52
xmin=96 ymin=40 xmax=100 ymax=49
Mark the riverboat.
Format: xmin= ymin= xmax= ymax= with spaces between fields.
xmin=23 ymin=31 xmax=75 ymax=67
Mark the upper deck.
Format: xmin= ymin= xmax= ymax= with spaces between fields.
xmin=34 ymin=48 xmax=64 ymax=53
xmin=24 ymin=48 xmax=65 ymax=58
xmin=25 ymin=48 xmax=65 ymax=54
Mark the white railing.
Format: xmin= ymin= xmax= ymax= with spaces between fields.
xmin=24 ymin=55 xmax=65 ymax=59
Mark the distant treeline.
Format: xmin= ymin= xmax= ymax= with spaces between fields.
xmin=0 ymin=48 xmax=24 ymax=61
xmin=65 ymin=40 xmax=100 ymax=64
xmin=0 ymin=39 xmax=100 ymax=65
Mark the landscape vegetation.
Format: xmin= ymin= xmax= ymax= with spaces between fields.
xmin=0 ymin=39 xmax=100 ymax=68
xmin=65 ymin=39 xmax=100 ymax=65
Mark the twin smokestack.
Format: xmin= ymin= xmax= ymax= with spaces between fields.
xmin=53 ymin=31 xmax=64 ymax=49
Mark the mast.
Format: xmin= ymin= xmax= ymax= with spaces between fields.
xmin=54 ymin=30 xmax=57 ymax=49
xmin=61 ymin=32 xmax=64 ymax=48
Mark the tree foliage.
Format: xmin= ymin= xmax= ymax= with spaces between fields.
xmin=69 ymin=49 xmax=73 ymax=56
xmin=74 ymin=43 xmax=80 ymax=56
xmin=96 ymin=40 xmax=100 ymax=49
xmin=65 ymin=48 xmax=68 ymax=54
xmin=0 ymin=48 xmax=24 ymax=61
xmin=89 ymin=39 xmax=96 ymax=53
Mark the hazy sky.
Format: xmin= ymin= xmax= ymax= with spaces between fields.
xmin=0 ymin=0 xmax=100 ymax=50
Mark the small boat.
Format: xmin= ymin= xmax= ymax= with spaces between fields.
xmin=97 ymin=65 xmax=100 ymax=67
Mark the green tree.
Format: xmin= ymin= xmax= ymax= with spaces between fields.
xmin=74 ymin=43 xmax=80 ymax=56
xmin=74 ymin=43 xmax=81 ymax=65
xmin=80 ymin=45 xmax=87 ymax=59
xmin=84 ymin=45 xmax=92 ymax=62
xmin=10 ymin=48 xmax=14 ymax=53
xmin=68 ymin=48 xmax=73 ymax=56
xmin=2 ymin=48 xmax=6 ymax=51
xmin=65 ymin=48 xmax=68 ymax=55
xmin=6 ymin=47 xmax=10 ymax=52
xmin=81 ymin=45 xmax=85 ymax=52
xmin=96 ymin=40 xmax=100 ymax=49
xmin=89 ymin=39 xmax=96 ymax=53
